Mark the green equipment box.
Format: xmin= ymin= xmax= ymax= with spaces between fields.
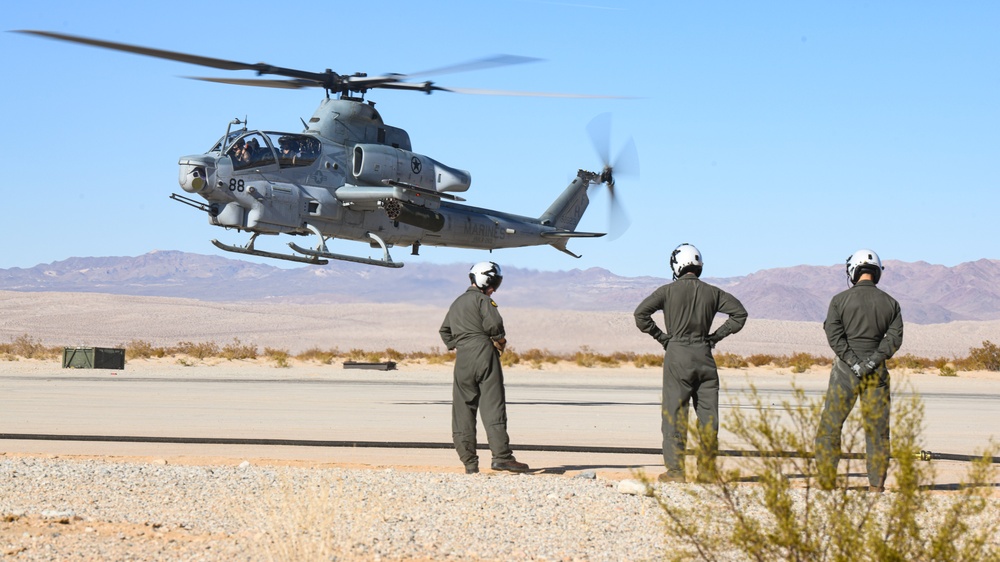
xmin=62 ymin=347 xmax=126 ymax=370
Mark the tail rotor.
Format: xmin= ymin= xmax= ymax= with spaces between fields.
xmin=586 ymin=113 xmax=638 ymax=240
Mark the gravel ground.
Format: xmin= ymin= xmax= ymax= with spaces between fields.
xmin=1 ymin=455 xmax=669 ymax=561
xmin=3 ymin=455 xmax=999 ymax=561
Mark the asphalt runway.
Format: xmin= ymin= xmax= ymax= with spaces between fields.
xmin=1 ymin=365 xmax=998 ymax=484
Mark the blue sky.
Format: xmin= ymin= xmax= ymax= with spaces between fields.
xmin=2 ymin=1 xmax=997 ymax=278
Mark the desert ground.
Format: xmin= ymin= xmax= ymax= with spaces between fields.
xmin=1 ymin=290 xmax=998 ymax=358
xmin=2 ymin=290 xmax=999 ymax=560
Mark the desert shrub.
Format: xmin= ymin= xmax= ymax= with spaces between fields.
xmin=572 ymin=346 xmax=621 ymax=368
xmin=2 ymin=334 xmax=58 ymax=359
xmin=296 ymin=347 xmax=338 ymax=364
xmin=746 ymin=353 xmax=778 ymax=367
xmin=383 ymin=348 xmax=405 ymax=362
xmin=173 ymin=340 xmax=220 ymax=359
xmin=649 ymin=378 xmax=999 ymax=561
xmin=423 ymin=347 xmax=455 ymax=365
xmin=343 ymin=349 xmax=383 ymax=363
xmin=499 ymin=348 xmax=520 ymax=367
xmin=124 ymin=339 xmax=165 ymax=359
xmin=264 ymin=347 xmax=291 ymax=368
xmin=221 ymin=338 xmax=258 ymax=360
xmin=966 ymin=340 xmax=1000 ymax=371
xmin=888 ymin=353 xmax=934 ymax=371
xmin=633 ymin=353 xmax=663 ymax=368
xmin=715 ymin=352 xmax=748 ymax=369
xmin=939 ymin=364 xmax=958 ymax=377
xmin=775 ymin=352 xmax=830 ymax=373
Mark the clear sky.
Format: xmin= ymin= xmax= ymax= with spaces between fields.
xmin=2 ymin=1 xmax=997 ymax=278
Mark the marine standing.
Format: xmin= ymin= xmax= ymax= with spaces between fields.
xmin=440 ymin=261 xmax=529 ymax=474
xmin=634 ymin=244 xmax=748 ymax=483
xmin=815 ymin=249 xmax=903 ymax=492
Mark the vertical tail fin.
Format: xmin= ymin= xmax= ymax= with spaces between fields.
xmin=538 ymin=172 xmax=592 ymax=231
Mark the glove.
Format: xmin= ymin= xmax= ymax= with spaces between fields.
xmin=706 ymin=333 xmax=722 ymax=349
xmin=851 ymin=363 xmax=864 ymax=378
xmin=864 ymin=358 xmax=878 ymax=375
xmin=492 ymin=337 xmax=507 ymax=355
xmin=851 ymin=360 xmax=877 ymax=378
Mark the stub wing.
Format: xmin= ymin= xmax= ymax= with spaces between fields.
xmin=540 ymin=231 xmax=606 ymax=239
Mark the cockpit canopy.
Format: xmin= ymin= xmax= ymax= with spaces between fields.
xmin=210 ymin=131 xmax=321 ymax=170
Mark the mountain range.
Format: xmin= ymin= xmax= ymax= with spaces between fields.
xmin=1 ymin=251 xmax=998 ymax=325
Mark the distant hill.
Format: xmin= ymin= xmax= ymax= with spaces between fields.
xmin=1 ymin=251 xmax=998 ymax=324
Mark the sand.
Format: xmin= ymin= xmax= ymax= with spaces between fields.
xmin=1 ymin=290 xmax=997 ymax=358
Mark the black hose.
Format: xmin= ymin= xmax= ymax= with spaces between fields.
xmin=1 ymin=433 xmax=996 ymax=463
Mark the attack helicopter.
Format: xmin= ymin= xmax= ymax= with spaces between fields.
xmin=17 ymin=30 xmax=636 ymax=268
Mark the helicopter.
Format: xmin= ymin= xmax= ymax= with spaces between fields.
xmin=16 ymin=30 xmax=636 ymax=268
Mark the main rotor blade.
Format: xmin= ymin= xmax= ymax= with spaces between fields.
xmin=15 ymin=29 xmax=330 ymax=84
xmin=445 ymin=87 xmax=628 ymax=99
xmin=401 ymin=54 xmax=541 ymax=80
xmin=186 ymin=77 xmax=320 ymax=89
xmin=16 ymin=29 xmax=262 ymax=71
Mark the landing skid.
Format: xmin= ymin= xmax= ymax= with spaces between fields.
xmin=212 ymin=238 xmax=328 ymax=265
xmin=288 ymin=230 xmax=403 ymax=269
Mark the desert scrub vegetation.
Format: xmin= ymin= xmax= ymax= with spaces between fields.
xmin=5 ymin=335 xmax=1000 ymax=373
xmin=0 ymin=334 xmax=61 ymax=360
xmin=648 ymin=378 xmax=1000 ymax=561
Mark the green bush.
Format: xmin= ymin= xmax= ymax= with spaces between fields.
xmin=648 ymin=379 xmax=999 ymax=561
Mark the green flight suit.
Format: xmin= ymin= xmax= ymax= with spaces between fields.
xmin=440 ymin=286 xmax=514 ymax=471
xmin=815 ymin=279 xmax=903 ymax=488
xmin=634 ymin=273 xmax=748 ymax=479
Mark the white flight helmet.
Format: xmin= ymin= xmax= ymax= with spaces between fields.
xmin=469 ymin=261 xmax=503 ymax=291
xmin=670 ymin=243 xmax=703 ymax=280
xmin=846 ymin=249 xmax=884 ymax=285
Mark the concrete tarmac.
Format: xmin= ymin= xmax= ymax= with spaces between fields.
xmin=1 ymin=361 xmax=998 ymax=486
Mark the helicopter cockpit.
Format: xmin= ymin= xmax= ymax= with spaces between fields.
xmin=211 ymin=131 xmax=321 ymax=171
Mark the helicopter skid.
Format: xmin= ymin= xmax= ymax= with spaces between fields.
xmin=211 ymin=239 xmax=329 ymax=265
xmin=288 ymin=242 xmax=404 ymax=269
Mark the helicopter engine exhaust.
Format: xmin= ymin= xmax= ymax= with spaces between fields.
xmin=353 ymin=144 xmax=471 ymax=194
xmin=380 ymin=199 xmax=445 ymax=232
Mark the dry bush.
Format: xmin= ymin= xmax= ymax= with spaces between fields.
xmin=500 ymin=347 xmax=521 ymax=367
xmin=633 ymin=353 xmax=663 ymax=368
xmin=295 ymin=347 xmax=338 ymax=364
xmin=786 ymin=352 xmax=830 ymax=373
xmin=264 ymin=347 xmax=291 ymax=368
xmin=965 ymin=340 xmax=1000 ymax=371
xmin=236 ymin=469 xmax=387 ymax=561
xmin=650 ymin=378 xmax=1000 ymax=562
xmin=1 ymin=334 xmax=59 ymax=359
xmin=221 ymin=337 xmax=258 ymax=360
xmin=746 ymin=353 xmax=779 ymax=367
xmin=715 ymin=352 xmax=748 ymax=369
xmin=422 ymin=347 xmax=455 ymax=365
xmin=343 ymin=348 xmax=384 ymax=363
xmin=573 ymin=346 xmax=621 ymax=368
xmin=124 ymin=339 xmax=166 ymax=360
xmin=173 ymin=340 xmax=220 ymax=360
xmin=383 ymin=348 xmax=405 ymax=361
xmin=888 ymin=353 xmax=935 ymax=372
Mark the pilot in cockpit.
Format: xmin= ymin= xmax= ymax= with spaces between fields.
xmin=279 ymin=137 xmax=299 ymax=164
xmin=229 ymin=139 xmax=249 ymax=165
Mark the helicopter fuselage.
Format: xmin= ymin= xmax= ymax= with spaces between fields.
xmin=175 ymin=98 xmax=602 ymax=266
